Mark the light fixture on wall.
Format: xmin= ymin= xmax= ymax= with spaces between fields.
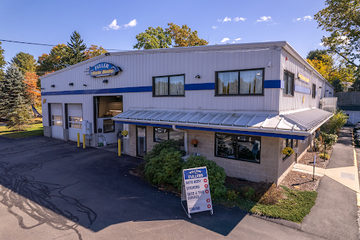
xmin=103 ymin=79 xmax=109 ymax=83
xmin=318 ymin=86 xmax=322 ymax=89
xmin=329 ymin=92 xmax=332 ymax=95
xmin=195 ymin=75 xmax=201 ymax=79
xmin=83 ymin=84 xmax=87 ymax=87
xmin=41 ymin=87 xmax=45 ymax=90
xmin=69 ymin=83 xmax=74 ymax=86
xmin=267 ymin=61 xmax=272 ymax=67
xmin=105 ymin=52 xmax=110 ymax=56
xmin=51 ymin=85 xmax=55 ymax=88
xmin=326 ymin=90 xmax=329 ymax=92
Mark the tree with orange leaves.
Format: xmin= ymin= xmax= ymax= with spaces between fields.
xmin=84 ymin=45 xmax=107 ymax=60
xmin=24 ymin=72 xmax=41 ymax=106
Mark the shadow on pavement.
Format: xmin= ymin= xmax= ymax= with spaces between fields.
xmin=0 ymin=136 xmax=251 ymax=239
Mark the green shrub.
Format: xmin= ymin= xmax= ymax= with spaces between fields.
xmin=321 ymin=109 xmax=348 ymax=134
xmin=144 ymin=139 xmax=184 ymax=162
xmin=180 ymin=155 xmax=227 ymax=199
xmin=226 ymin=190 xmax=238 ymax=200
xmin=319 ymin=153 xmax=330 ymax=160
xmin=320 ymin=132 xmax=338 ymax=148
xmin=244 ymin=187 xmax=255 ymax=200
xmin=144 ymin=148 xmax=183 ymax=185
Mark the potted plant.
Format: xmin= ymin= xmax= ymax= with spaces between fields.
xmin=282 ymin=147 xmax=294 ymax=157
xmin=191 ymin=139 xmax=199 ymax=147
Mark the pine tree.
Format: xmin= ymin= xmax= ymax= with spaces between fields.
xmin=0 ymin=42 xmax=5 ymax=78
xmin=66 ymin=31 xmax=87 ymax=65
xmin=0 ymin=65 xmax=31 ymax=130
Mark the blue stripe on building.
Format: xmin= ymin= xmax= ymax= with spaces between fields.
xmin=115 ymin=121 xmax=307 ymax=140
xmin=42 ymin=80 xmax=285 ymax=96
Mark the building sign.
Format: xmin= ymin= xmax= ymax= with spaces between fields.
xmin=89 ymin=62 xmax=121 ymax=78
xmin=181 ymin=166 xmax=213 ymax=219
xmin=298 ymin=73 xmax=309 ymax=84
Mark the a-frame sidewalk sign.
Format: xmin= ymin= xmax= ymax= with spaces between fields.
xmin=181 ymin=166 xmax=213 ymax=219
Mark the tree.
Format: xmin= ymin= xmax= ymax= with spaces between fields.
xmin=352 ymin=78 xmax=360 ymax=91
xmin=307 ymin=49 xmax=330 ymax=62
xmin=0 ymin=65 xmax=31 ymax=130
xmin=0 ymin=42 xmax=5 ymax=78
xmin=37 ymin=44 xmax=69 ymax=75
xmin=24 ymin=72 xmax=41 ymax=106
xmin=11 ymin=52 xmax=37 ymax=74
xmin=84 ymin=45 xmax=108 ymax=59
xmin=66 ymin=31 xmax=87 ymax=65
xmin=133 ymin=27 xmax=172 ymax=50
xmin=166 ymin=23 xmax=208 ymax=47
xmin=314 ymin=0 xmax=360 ymax=70
xmin=332 ymin=79 xmax=344 ymax=92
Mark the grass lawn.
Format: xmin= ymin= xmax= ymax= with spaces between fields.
xmin=0 ymin=122 xmax=43 ymax=138
xmin=220 ymin=186 xmax=317 ymax=223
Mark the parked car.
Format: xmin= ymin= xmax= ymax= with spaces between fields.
xmin=355 ymin=122 xmax=360 ymax=130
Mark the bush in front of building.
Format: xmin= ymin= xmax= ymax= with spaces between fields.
xmin=144 ymin=147 xmax=184 ymax=186
xmin=179 ymin=155 xmax=227 ymax=199
xmin=144 ymin=139 xmax=185 ymax=163
xmin=319 ymin=153 xmax=330 ymax=160
xmin=321 ymin=109 xmax=348 ymax=134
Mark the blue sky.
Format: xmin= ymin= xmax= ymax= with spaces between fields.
xmin=0 ymin=0 xmax=328 ymax=65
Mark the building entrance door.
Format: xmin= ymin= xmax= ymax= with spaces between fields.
xmin=136 ymin=126 xmax=146 ymax=157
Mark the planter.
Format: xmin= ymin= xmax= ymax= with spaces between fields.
xmin=193 ymin=144 xmax=197 ymax=147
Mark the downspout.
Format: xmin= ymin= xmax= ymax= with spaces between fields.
xmin=172 ymin=125 xmax=188 ymax=154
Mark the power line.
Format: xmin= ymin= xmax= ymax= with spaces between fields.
xmin=0 ymin=38 xmax=124 ymax=51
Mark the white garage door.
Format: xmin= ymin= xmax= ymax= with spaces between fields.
xmin=68 ymin=104 xmax=83 ymax=142
xmin=51 ymin=103 xmax=63 ymax=139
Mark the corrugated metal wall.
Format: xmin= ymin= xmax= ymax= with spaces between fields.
xmin=41 ymin=47 xmax=283 ymax=128
xmin=279 ymin=49 xmax=332 ymax=112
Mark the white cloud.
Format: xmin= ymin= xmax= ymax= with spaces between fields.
xmin=212 ymin=26 xmax=218 ymax=29
xmin=217 ymin=19 xmax=222 ymax=22
xmin=234 ymin=17 xmax=246 ymax=22
xmin=293 ymin=17 xmax=302 ymax=22
xmin=221 ymin=38 xmax=230 ymax=43
xmin=234 ymin=38 xmax=242 ymax=41
xmin=223 ymin=17 xmax=231 ymax=22
xmin=303 ymin=15 xmax=312 ymax=21
xmin=106 ymin=19 xmax=120 ymax=30
xmin=124 ymin=19 xmax=137 ymax=28
xmin=256 ymin=16 xmax=272 ymax=22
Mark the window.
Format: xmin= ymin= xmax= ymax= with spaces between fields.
xmin=283 ymin=71 xmax=294 ymax=96
xmin=285 ymin=138 xmax=293 ymax=148
xmin=153 ymin=75 xmax=185 ymax=96
xmin=153 ymin=127 xmax=184 ymax=145
xmin=69 ymin=116 xmax=82 ymax=129
xmin=52 ymin=115 xmax=63 ymax=127
xmin=312 ymin=84 xmax=316 ymax=98
xmin=215 ymin=133 xmax=261 ymax=163
xmin=216 ymin=69 xmax=263 ymax=95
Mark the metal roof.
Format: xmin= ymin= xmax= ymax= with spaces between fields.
xmin=113 ymin=108 xmax=333 ymax=136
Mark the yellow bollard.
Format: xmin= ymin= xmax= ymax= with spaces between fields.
xmin=77 ymin=133 xmax=80 ymax=148
xmin=83 ymin=134 xmax=86 ymax=149
xmin=118 ymin=139 xmax=121 ymax=156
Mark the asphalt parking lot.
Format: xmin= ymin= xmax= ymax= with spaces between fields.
xmin=0 ymin=136 xmax=327 ymax=240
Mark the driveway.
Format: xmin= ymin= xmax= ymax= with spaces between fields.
xmin=0 ymin=136 xmax=325 ymax=240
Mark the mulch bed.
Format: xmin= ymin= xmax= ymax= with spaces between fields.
xmin=298 ymin=149 xmax=332 ymax=168
xmin=280 ymin=171 xmax=321 ymax=191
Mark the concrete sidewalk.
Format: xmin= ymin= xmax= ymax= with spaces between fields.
xmin=299 ymin=127 xmax=359 ymax=240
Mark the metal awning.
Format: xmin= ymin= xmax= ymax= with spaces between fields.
xmin=112 ymin=108 xmax=333 ymax=140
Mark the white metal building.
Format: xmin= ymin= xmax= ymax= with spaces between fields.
xmin=40 ymin=41 xmax=334 ymax=184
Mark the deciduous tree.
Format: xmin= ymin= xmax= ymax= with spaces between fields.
xmin=24 ymin=72 xmax=41 ymax=106
xmin=133 ymin=27 xmax=172 ymax=50
xmin=314 ymin=0 xmax=360 ymax=70
xmin=166 ymin=23 xmax=208 ymax=47
xmin=84 ymin=45 xmax=108 ymax=59
xmin=37 ymin=44 xmax=69 ymax=75
xmin=11 ymin=52 xmax=37 ymax=74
